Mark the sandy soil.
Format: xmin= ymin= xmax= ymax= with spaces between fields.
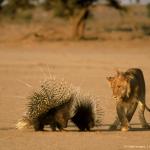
xmin=0 ymin=40 xmax=150 ymax=150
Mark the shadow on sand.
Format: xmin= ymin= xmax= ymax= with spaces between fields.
xmin=65 ymin=123 xmax=150 ymax=132
xmin=0 ymin=127 xmax=14 ymax=131
xmin=0 ymin=123 xmax=150 ymax=132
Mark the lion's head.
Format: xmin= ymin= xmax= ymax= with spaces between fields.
xmin=107 ymin=70 xmax=131 ymax=101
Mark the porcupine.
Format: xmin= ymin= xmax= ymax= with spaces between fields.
xmin=16 ymin=77 xmax=103 ymax=131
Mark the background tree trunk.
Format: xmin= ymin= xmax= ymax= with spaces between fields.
xmin=0 ymin=0 xmax=4 ymax=10
xmin=72 ymin=7 xmax=90 ymax=39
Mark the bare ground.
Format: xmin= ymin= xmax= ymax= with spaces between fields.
xmin=0 ymin=39 xmax=150 ymax=150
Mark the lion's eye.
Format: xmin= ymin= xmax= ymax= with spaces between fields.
xmin=117 ymin=85 xmax=121 ymax=88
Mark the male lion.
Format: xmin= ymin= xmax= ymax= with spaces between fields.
xmin=107 ymin=68 xmax=150 ymax=131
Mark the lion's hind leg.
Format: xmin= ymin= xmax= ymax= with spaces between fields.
xmin=126 ymin=102 xmax=138 ymax=123
xmin=138 ymin=101 xmax=150 ymax=129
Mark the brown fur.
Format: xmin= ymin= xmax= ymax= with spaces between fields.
xmin=32 ymin=101 xmax=72 ymax=131
xmin=107 ymin=68 xmax=150 ymax=131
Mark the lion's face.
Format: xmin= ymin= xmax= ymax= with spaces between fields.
xmin=107 ymin=71 xmax=131 ymax=101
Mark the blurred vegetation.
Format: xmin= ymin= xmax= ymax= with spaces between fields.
xmin=46 ymin=0 xmax=98 ymax=39
xmin=48 ymin=0 xmax=127 ymax=39
xmin=0 ymin=0 xmax=98 ymax=38
xmin=1 ymin=0 xmax=34 ymax=19
xmin=41 ymin=0 xmax=52 ymax=10
xmin=0 ymin=0 xmax=4 ymax=10
xmin=49 ymin=0 xmax=97 ymax=17
xmin=147 ymin=3 xmax=150 ymax=17
xmin=0 ymin=0 xmax=150 ymax=40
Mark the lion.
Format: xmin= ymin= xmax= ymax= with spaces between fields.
xmin=107 ymin=68 xmax=150 ymax=131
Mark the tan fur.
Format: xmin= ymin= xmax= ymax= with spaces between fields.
xmin=107 ymin=68 xmax=150 ymax=131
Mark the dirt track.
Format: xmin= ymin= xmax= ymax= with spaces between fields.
xmin=0 ymin=40 xmax=150 ymax=150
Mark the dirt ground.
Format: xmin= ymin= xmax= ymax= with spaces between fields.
xmin=0 ymin=39 xmax=150 ymax=150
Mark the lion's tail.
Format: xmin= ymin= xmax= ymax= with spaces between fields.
xmin=139 ymin=101 xmax=150 ymax=112
xmin=145 ymin=104 xmax=150 ymax=112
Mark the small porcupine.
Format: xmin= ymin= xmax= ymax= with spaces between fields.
xmin=16 ymin=77 xmax=103 ymax=131
xmin=71 ymin=92 xmax=102 ymax=131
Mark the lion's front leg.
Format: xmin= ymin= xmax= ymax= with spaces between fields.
xmin=117 ymin=102 xmax=129 ymax=131
xmin=109 ymin=116 xmax=120 ymax=130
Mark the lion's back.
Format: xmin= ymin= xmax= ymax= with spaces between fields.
xmin=126 ymin=68 xmax=145 ymax=101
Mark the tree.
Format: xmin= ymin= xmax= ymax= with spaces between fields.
xmin=6 ymin=0 xmax=32 ymax=15
xmin=49 ymin=0 xmax=97 ymax=39
xmin=136 ymin=0 xmax=140 ymax=3
xmin=107 ymin=0 xmax=126 ymax=10
xmin=49 ymin=0 xmax=126 ymax=39
xmin=42 ymin=0 xmax=52 ymax=10
xmin=0 ymin=0 xmax=4 ymax=10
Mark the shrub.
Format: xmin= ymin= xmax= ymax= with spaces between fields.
xmin=146 ymin=3 xmax=150 ymax=17
xmin=0 ymin=0 xmax=4 ymax=10
xmin=50 ymin=0 xmax=97 ymax=17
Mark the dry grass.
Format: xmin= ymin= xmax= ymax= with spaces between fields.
xmin=0 ymin=5 xmax=150 ymax=43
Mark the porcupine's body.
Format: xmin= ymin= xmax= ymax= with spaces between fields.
xmin=16 ymin=78 xmax=102 ymax=131
xmin=70 ymin=92 xmax=102 ymax=131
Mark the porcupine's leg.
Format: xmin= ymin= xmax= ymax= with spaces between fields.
xmin=49 ymin=121 xmax=57 ymax=131
xmin=43 ymin=114 xmax=57 ymax=131
xmin=33 ymin=120 xmax=44 ymax=131
xmin=86 ymin=126 xmax=91 ymax=131
xmin=56 ymin=123 xmax=64 ymax=131
xmin=86 ymin=120 xmax=95 ymax=131
xmin=46 ymin=111 xmax=66 ymax=131
xmin=54 ymin=103 xmax=70 ymax=131
xmin=55 ymin=113 xmax=68 ymax=131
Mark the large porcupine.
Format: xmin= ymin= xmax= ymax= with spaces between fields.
xmin=16 ymin=77 xmax=103 ymax=131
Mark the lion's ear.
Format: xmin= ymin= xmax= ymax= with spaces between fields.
xmin=106 ymin=77 xmax=114 ymax=87
xmin=116 ymin=69 xmax=121 ymax=76
xmin=106 ymin=77 xmax=114 ymax=82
